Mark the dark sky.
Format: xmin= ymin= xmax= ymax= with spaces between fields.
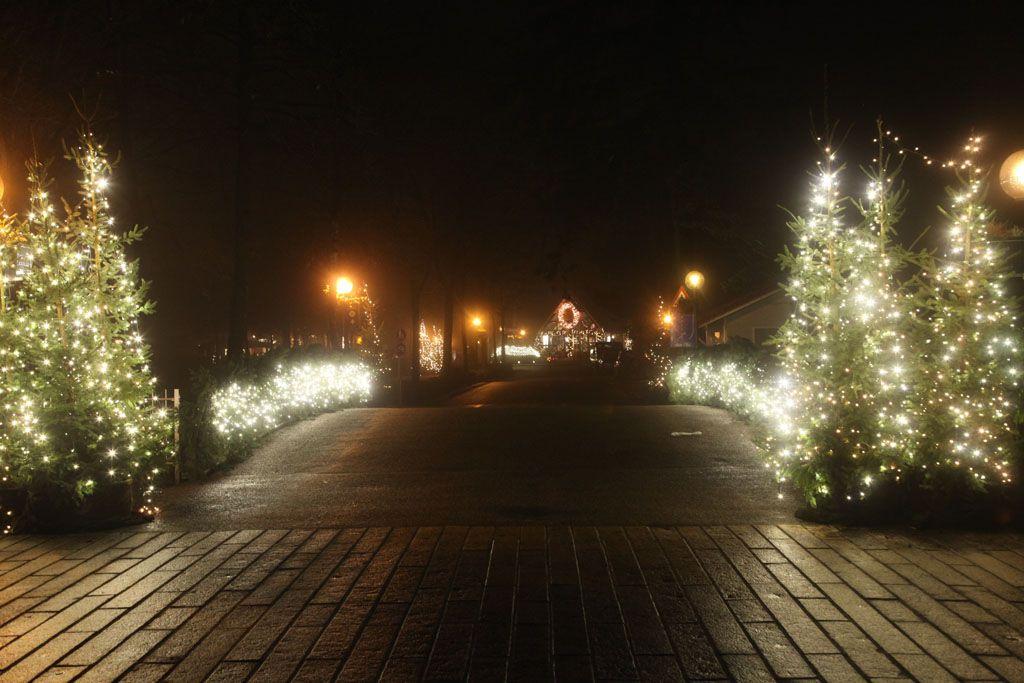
xmin=1 ymin=0 xmax=1022 ymax=384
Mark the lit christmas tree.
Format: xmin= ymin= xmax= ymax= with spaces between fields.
xmin=773 ymin=138 xmax=917 ymax=508
xmin=419 ymin=321 xmax=444 ymax=374
xmin=850 ymin=135 xmax=919 ymax=477
xmin=355 ymin=283 xmax=387 ymax=379
xmin=0 ymin=136 xmax=171 ymax=527
xmin=917 ymin=137 xmax=1021 ymax=491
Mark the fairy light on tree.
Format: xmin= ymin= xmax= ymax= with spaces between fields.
xmin=918 ymin=136 xmax=1020 ymax=490
xmin=0 ymin=135 xmax=172 ymax=528
xmin=418 ymin=321 xmax=444 ymax=374
xmin=773 ymin=133 xmax=919 ymax=509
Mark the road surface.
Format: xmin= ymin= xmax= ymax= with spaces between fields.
xmin=153 ymin=373 xmax=795 ymax=529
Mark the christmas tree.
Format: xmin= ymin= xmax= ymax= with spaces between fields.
xmin=0 ymin=135 xmax=171 ymax=527
xmin=419 ymin=321 xmax=444 ymax=374
xmin=773 ymin=137 xmax=917 ymax=508
xmin=917 ymin=137 xmax=1021 ymax=491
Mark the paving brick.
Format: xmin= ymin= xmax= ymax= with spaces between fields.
xmin=616 ymin=585 xmax=672 ymax=655
xmin=588 ymin=620 xmax=636 ymax=680
xmin=870 ymin=598 xmax=920 ymax=622
xmin=3 ymin=524 xmax=1024 ymax=681
xmin=747 ymin=578 xmax=837 ymax=654
xmin=0 ymin=594 xmax=108 ymax=669
xmin=651 ymin=526 xmax=709 ymax=585
xmin=807 ymin=652 xmax=866 ymax=681
xmin=982 ymin=654 xmax=1024 ymax=681
xmin=767 ymin=561 xmax=824 ymax=599
xmin=59 ymin=590 xmax=179 ymax=666
xmin=819 ymin=582 xmax=920 ymax=655
xmin=598 ymin=527 xmax=645 ymax=586
xmin=898 ymin=619 xmax=999 ymax=680
xmin=887 ymin=583 xmax=1005 ymax=655
xmin=728 ymin=597 xmax=772 ymax=623
xmin=119 ymin=662 xmax=172 ymax=682
xmin=684 ymin=585 xmax=755 ymax=655
xmin=423 ymin=622 xmax=473 ymax=680
xmin=799 ymin=597 xmax=845 ymax=621
xmin=744 ymin=621 xmax=814 ymax=678
xmin=635 ymin=654 xmax=684 ymax=681
xmin=892 ymin=652 xmax=958 ymax=681
xmin=697 ymin=548 xmax=756 ymax=600
xmin=76 ymin=629 xmax=167 ymax=683
xmin=819 ymin=620 xmax=902 ymax=677
xmin=390 ymin=589 xmax=446 ymax=658
xmin=721 ymin=653 xmax=775 ymax=682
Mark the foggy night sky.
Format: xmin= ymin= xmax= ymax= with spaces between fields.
xmin=1 ymin=1 xmax=1021 ymax=384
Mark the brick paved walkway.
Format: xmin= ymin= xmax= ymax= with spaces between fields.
xmin=3 ymin=526 xmax=1024 ymax=681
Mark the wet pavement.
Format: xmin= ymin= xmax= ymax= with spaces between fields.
xmin=5 ymin=524 xmax=1024 ymax=681
xmin=151 ymin=374 xmax=795 ymax=530
xmin=6 ymin=373 xmax=1024 ymax=680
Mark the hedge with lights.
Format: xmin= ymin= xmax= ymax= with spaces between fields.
xmin=0 ymin=137 xmax=173 ymax=531
xmin=177 ymin=347 xmax=374 ymax=478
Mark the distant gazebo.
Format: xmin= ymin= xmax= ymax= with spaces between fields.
xmin=535 ymin=298 xmax=607 ymax=359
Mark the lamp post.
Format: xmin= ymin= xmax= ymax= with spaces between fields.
xmin=684 ymin=270 xmax=705 ymax=345
xmin=328 ymin=275 xmax=363 ymax=349
xmin=469 ymin=314 xmax=485 ymax=367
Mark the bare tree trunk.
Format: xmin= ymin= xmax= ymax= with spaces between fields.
xmin=459 ymin=294 xmax=469 ymax=372
xmin=227 ymin=3 xmax=252 ymax=359
xmin=490 ymin=312 xmax=497 ymax=365
xmin=442 ymin=278 xmax=454 ymax=378
xmin=408 ymin=279 xmax=422 ymax=400
xmin=499 ymin=305 xmax=507 ymax=363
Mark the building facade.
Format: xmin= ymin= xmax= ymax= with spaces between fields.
xmin=699 ymin=288 xmax=793 ymax=347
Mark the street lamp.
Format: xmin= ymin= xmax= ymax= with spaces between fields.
xmin=684 ymin=270 xmax=705 ymax=345
xmin=661 ymin=312 xmax=674 ymax=327
xmin=335 ymin=276 xmax=355 ymax=298
xmin=471 ymin=315 xmax=483 ymax=329
xmin=1000 ymin=150 xmax=1024 ymax=200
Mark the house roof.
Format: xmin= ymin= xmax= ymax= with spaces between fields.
xmin=697 ymin=285 xmax=784 ymax=328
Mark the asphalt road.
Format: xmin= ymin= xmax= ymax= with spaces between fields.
xmin=153 ymin=373 xmax=796 ymax=529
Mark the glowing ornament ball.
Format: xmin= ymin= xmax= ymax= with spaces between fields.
xmin=1000 ymin=150 xmax=1024 ymax=200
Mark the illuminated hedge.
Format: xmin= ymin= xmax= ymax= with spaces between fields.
xmin=669 ymin=352 xmax=795 ymax=442
xmin=210 ymin=360 xmax=373 ymax=442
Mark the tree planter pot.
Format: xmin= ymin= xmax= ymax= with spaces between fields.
xmin=9 ymin=482 xmax=154 ymax=534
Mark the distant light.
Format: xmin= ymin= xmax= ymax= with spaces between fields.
xmin=519 ymin=328 xmax=527 ymax=337
xmin=1000 ymin=150 xmax=1024 ymax=200
xmin=472 ymin=316 xmax=483 ymax=329
xmin=685 ymin=270 xmax=705 ymax=291
xmin=662 ymin=312 xmax=674 ymax=326
xmin=335 ymin=276 xmax=354 ymax=297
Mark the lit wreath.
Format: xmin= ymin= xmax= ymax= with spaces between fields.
xmin=556 ymin=301 xmax=582 ymax=329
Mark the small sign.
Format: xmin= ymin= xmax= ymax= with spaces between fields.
xmin=395 ymin=343 xmax=406 ymax=356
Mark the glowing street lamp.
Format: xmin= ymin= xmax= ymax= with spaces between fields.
xmin=471 ymin=315 xmax=484 ymax=329
xmin=685 ymin=270 xmax=705 ymax=292
xmin=518 ymin=327 xmax=526 ymax=337
xmin=1000 ymin=150 xmax=1024 ymax=200
xmin=661 ymin=312 xmax=674 ymax=327
xmin=335 ymin=276 xmax=355 ymax=298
